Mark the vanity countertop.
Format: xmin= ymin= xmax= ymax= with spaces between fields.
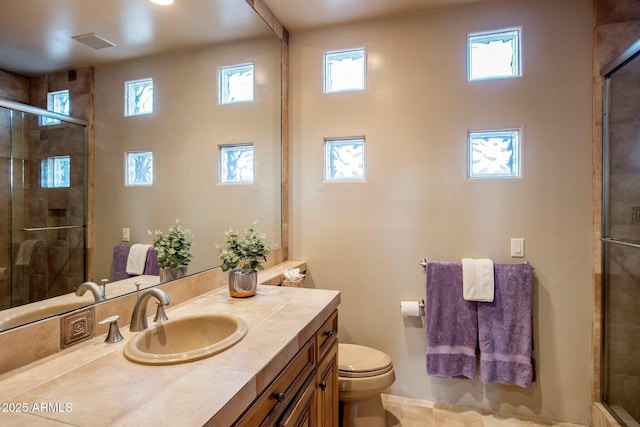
xmin=0 ymin=284 xmax=340 ymax=426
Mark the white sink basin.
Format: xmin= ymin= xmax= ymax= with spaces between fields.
xmin=124 ymin=313 xmax=248 ymax=365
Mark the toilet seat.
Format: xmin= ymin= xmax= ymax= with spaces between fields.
xmin=338 ymin=343 xmax=393 ymax=378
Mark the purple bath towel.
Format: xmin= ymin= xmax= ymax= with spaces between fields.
xmin=111 ymin=245 xmax=131 ymax=281
xmin=425 ymin=262 xmax=478 ymax=379
xmin=111 ymin=245 xmax=160 ymax=281
xmin=478 ymin=263 xmax=535 ymax=388
xmin=144 ymin=248 xmax=160 ymax=276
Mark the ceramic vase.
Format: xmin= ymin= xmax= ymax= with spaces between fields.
xmin=229 ymin=269 xmax=257 ymax=298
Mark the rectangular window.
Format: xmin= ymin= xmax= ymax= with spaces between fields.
xmin=125 ymin=78 xmax=154 ymax=116
xmin=324 ymin=137 xmax=365 ymax=181
xmin=125 ymin=151 xmax=153 ymax=186
xmin=468 ymin=28 xmax=521 ymax=81
xmin=219 ymin=63 xmax=255 ymax=104
xmin=468 ymin=129 xmax=520 ymax=178
xmin=219 ymin=144 xmax=254 ymax=183
xmin=324 ymin=48 xmax=366 ymax=93
xmin=41 ymin=156 xmax=71 ymax=188
xmin=41 ymin=90 xmax=70 ymax=126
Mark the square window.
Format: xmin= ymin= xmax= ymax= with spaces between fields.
xmin=41 ymin=156 xmax=70 ymax=188
xmin=468 ymin=28 xmax=520 ymax=81
xmin=125 ymin=151 xmax=153 ymax=186
xmin=219 ymin=144 xmax=254 ymax=183
xmin=324 ymin=138 xmax=365 ymax=181
xmin=468 ymin=129 xmax=520 ymax=178
xmin=125 ymin=78 xmax=154 ymax=116
xmin=324 ymin=48 xmax=366 ymax=93
xmin=41 ymin=90 xmax=70 ymax=126
xmin=219 ymin=63 xmax=255 ymax=104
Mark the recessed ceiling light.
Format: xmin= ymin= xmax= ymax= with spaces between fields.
xmin=150 ymin=0 xmax=174 ymax=5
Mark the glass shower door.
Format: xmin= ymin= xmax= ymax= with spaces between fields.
xmin=602 ymin=39 xmax=640 ymax=426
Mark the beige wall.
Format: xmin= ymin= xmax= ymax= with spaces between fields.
xmin=290 ymin=0 xmax=593 ymax=424
xmin=93 ymin=37 xmax=281 ymax=281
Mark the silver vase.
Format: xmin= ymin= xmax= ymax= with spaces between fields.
xmin=159 ymin=266 xmax=187 ymax=283
xmin=228 ymin=269 xmax=257 ymax=298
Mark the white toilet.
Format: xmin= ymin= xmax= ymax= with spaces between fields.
xmin=338 ymin=343 xmax=395 ymax=427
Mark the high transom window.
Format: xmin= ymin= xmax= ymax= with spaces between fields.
xmin=42 ymin=90 xmax=70 ymax=126
xmin=219 ymin=63 xmax=255 ymax=104
xmin=324 ymin=48 xmax=366 ymax=93
xmin=125 ymin=78 xmax=154 ymax=116
xmin=41 ymin=156 xmax=70 ymax=188
xmin=324 ymin=137 xmax=365 ymax=181
xmin=468 ymin=28 xmax=521 ymax=81
xmin=125 ymin=151 xmax=153 ymax=186
xmin=468 ymin=129 xmax=520 ymax=178
xmin=219 ymin=144 xmax=254 ymax=183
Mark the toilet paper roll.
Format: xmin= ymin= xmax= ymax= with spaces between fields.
xmin=400 ymin=300 xmax=421 ymax=318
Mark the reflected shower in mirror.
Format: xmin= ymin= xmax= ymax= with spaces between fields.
xmin=0 ymin=104 xmax=88 ymax=316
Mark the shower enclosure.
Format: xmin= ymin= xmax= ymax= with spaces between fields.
xmin=601 ymin=39 xmax=640 ymax=426
xmin=0 ymin=100 xmax=87 ymax=311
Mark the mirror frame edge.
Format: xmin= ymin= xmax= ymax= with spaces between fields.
xmin=246 ymin=0 xmax=290 ymax=262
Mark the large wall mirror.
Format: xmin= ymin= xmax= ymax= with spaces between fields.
xmin=0 ymin=0 xmax=286 ymax=330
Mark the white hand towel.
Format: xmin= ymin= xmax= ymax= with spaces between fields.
xmin=126 ymin=244 xmax=152 ymax=275
xmin=461 ymin=258 xmax=495 ymax=302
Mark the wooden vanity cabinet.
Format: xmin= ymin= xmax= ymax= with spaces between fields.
xmin=315 ymin=311 xmax=338 ymax=427
xmin=233 ymin=310 xmax=339 ymax=427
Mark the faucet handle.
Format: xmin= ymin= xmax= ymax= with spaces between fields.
xmin=153 ymin=302 xmax=169 ymax=323
xmin=100 ymin=279 xmax=109 ymax=296
xmin=134 ymin=282 xmax=142 ymax=298
xmin=98 ymin=315 xmax=124 ymax=343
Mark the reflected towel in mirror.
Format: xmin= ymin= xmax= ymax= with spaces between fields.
xmin=126 ymin=244 xmax=152 ymax=275
xmin=15 ymin=240 xmax=42 ymax=266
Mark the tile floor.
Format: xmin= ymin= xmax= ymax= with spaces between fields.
xmin=382 ymin=394 xmax=587 ymax=427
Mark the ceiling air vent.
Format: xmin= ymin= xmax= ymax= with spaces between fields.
xmin=72 ymin=33 xmax=117 ymax=50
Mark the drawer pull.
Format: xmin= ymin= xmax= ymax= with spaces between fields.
xmin=322 ymin=330 xmax=334 ymax=338
xmin=274 ymin=392 xmax=286 ymax=402
xmin=318 ymin=381 xmax=327 ymax=391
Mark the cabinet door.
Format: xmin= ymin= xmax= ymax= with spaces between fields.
xmin=316 ymin=340 xmax=338 ymax=427
xmin=234 ymin=338 xmax=316 ymax=427
xmin=278 ymin=375 xmax=316 ymax=427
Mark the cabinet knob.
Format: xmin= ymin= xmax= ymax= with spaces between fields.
xmin=319 ymin=381 xmax=327 ymax=391
xmin=274 ymin=392 xmax=286 ymax=402
xmin=323 ymin=330 xmax=334 ymax=338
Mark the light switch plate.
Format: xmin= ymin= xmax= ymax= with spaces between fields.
xmin=122 ymin=228 xmax=130 ymax=242
xmin=511 ymin=238 xmax=525 ymax=257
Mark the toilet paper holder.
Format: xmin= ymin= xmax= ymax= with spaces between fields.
xmin=400 ymin=299 xmax=425 ymax=328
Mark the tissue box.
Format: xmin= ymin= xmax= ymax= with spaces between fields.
xmin=282 ymin=277 xmax=305 ymax=288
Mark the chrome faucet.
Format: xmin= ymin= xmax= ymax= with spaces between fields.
xmin=75 ymin=281 xmax=107 ymax=302
xmin=130 ymin=288 xmax=171 ymax=332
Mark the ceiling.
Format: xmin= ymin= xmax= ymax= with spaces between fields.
xmin=0 ymin=0 xmax=270 ymax=76
xmin=262 ymin=0 xmax=491 ymax=32
xmin=0 ymin=0 xmax=489 ymax=76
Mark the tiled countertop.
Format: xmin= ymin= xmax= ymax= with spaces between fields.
xmin=0 ymin=284 xmax=340 ymax=426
